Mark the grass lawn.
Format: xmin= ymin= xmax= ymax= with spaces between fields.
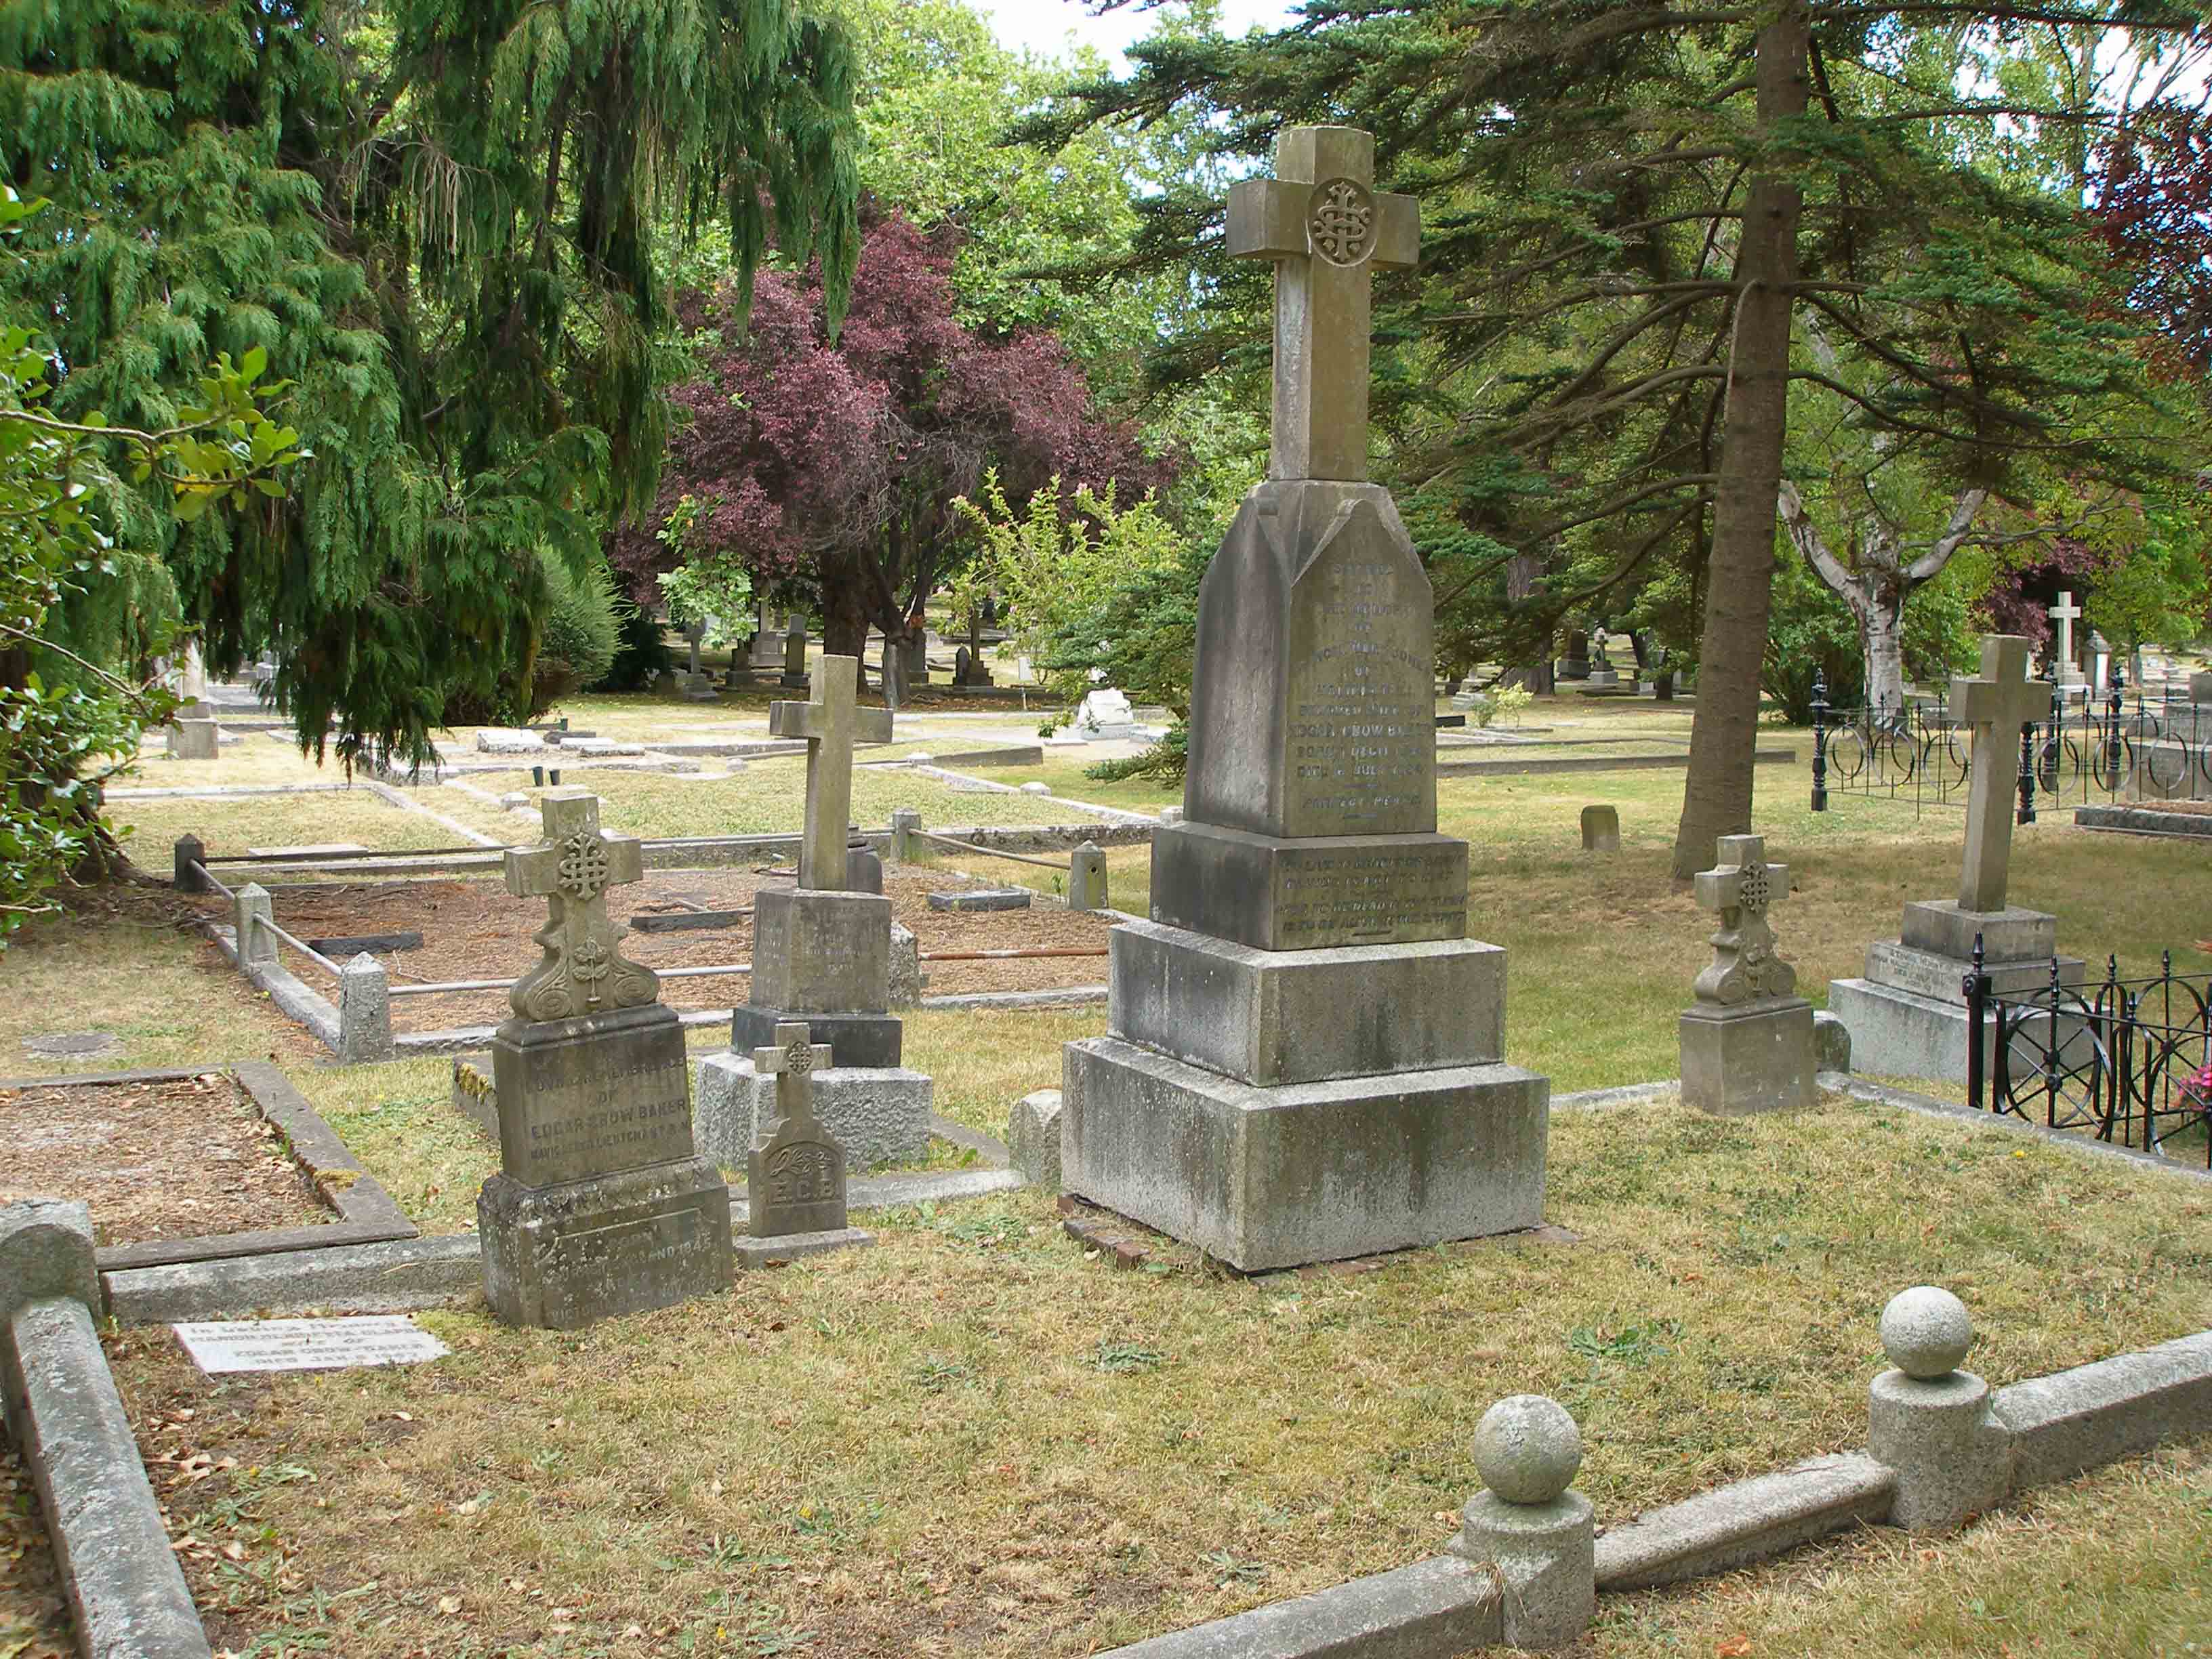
xmin=3 ymin=694 xmax=2207 ymax=1657
xmin=95 ymin=1094 xmax=2211 ymax=1656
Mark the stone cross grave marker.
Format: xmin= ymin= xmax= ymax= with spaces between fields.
xmin=748 ymin=1022 xmax=846 ymax=1237
xmin=1692 ymin=834 xmax=1796 ymax=1006
xmin=1228 ymin=125 xmax=1418 ymax=482
xmin=1948 ymin=636 xmax=2047 ymax=914
xmin=504 ymin=790 xmax=657 ymax=1021
xmin=770 ymin=654 xmax=893 ymax=890
xmin=2048 ymin=592 xmax=2083 ymax=682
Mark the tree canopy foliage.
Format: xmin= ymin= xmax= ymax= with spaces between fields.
xmin=1 ymin=0 xmax=861 ymax=769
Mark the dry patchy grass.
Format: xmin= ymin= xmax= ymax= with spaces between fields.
xmin=100 ymin=1094 xmax=2211 ymax=1658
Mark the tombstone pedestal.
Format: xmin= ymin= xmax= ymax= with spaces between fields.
xmin=678 ymin=673 xmax=719 ymax=702
xmin=1150 ymin=821 xmax=1469 ymax=951
xmin=1679 ymin=998 xmax=1817 ymax=1115
xmin=730 ymin=886 xmax=900 ymax=1067
xmin=478 ymin=1004 xmax=733 ymax=1328
xmin=694 ymin=1059 xmax=933 ymax=1172
xmin=167 ymin=713 xmax=220 ymax=760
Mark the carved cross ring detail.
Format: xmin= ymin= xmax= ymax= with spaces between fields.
xmin=558 ymin=832 xmax=611 ymax=900
xmin=1309 ymin=179 xmax=1376 ymax=266
xmin=784 ymin=1038 xmax=816 ymax=1078
xmin=1737 ymin=863 xmax=1771 ymax=914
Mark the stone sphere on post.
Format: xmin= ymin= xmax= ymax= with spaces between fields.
xmin=1473 ymin=1393 xmax=1583 ymax=1505
xmin=1879 ymin=1285 xmax=1973 ymax=1380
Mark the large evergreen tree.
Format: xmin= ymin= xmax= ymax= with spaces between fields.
xmin=1044 ymin=0 xmax=2198 ymax=874
xmin=0 ymin=0 xmax=859 ymax=771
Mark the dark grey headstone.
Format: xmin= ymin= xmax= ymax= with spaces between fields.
xmin=488 ymin=1004 xmax=695 ymax=1187
xmin=927 ymin=888 xmax=1032 ymax=912
xmin=307 ymin=930 xmax=424 ymax=956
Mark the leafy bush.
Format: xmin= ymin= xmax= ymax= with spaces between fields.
xmin=598 ymin=600 xmax=676 ymax=691
xmin=529 ymin=551 xmax=623 ymax=716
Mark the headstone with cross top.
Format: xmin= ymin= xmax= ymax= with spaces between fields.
xmin=1949 ymin=636 xmax=2048 ymax=914
xmin=2047 ymin=591 xmax=2085 ymax=684
xmin=1692 ymin=834 xmax=1797 ymax=1007
xmin=1228 ymin=126 xmax=1418 ymax=483
xmin=747 ymin=1021 xmax=846 ymax=1237
xmin=769 ymin=654 xmax=894 ymax=890
xmin=504 ymin=790 xmax=658 ymax=1021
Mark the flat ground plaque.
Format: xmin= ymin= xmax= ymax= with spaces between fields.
xmin=173 ymin=1315 xmax=449 ymax=1375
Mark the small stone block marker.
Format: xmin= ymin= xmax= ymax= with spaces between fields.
xmin=928 ymin=887 xmax=1032 ymax=912
xmin=1679 ymin=833 xmax=1816 ymax=1115
xmin=173 ymin=1315 xmax=449 ymax=1375
xmin=737 ymin=1022 xmax=875 ymax=1268
xmin=1448 ymin=1394 xmax=1595 ymax=1650
xmin=478 ymin=790 xmax=734 ymax=1329
xmin=1580 ymin=804 xmax=1620 ymax=853
xmin=1867 ymin=1286 xmax=2011 ymax=1532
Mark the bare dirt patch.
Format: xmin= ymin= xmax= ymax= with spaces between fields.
xmin=0 ymin=1073 xmax=331 ymax=1247
xmin=204 ymin=869 xmax=1113 ymax=1032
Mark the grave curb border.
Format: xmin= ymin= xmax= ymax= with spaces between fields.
xmin=1822 ymin=1071 xmax=2212 ymax=1187
xmin=0 ymin=1063 xmax=418 ymax=1279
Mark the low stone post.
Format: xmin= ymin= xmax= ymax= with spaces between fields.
xmin=1448 ymin=1394 xmax=1595 ymax=1650
xmin=337 ymin=952 xmax=394 ymax=1063
xmin=1867 ymin=1286 xmax=2012 ymax=1531
xmin=2 ymin=1200 xmax=214 ymax=1659
xmin=889 ymin=807 xmax=922 ymax=864
xmin=174 ymin=834 xmax=206 ymax=893
xmin=234 ymin=882 xmax=276 ymax=966
xmin=1069 ymin=841 xmax=1107 ymax=912
xmin=1008 ymin=1089 xmax=1063 ymax=1191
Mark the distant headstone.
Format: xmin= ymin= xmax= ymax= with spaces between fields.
xmin=2048 ymin=592 xmax=2085 ymax=687
xmin=477 ymin=790 xmax=734 ymax=1328
xmin=2191 ymin=669 xmax=2212 ymax=705
xmin=954 ymin=644 xmax=994 ymax=687
xmin=1579 ymin=805 xmax=1620 ymax=854
xmin=1679 ymin=834 xmax=1816 ymax=1115
xmin=167 ymin=712 xmax=219 ymax=760
xmin=173 ymin=1315 xmax=448 ymax=1375
xmin=738 ymin=1022 xmax=875 ymax=1267
xmin=1586 ymin=628 xmax=1620 ymax=687
xmin=1074 ymin=687 xmax=1137 ymax=739
xmin=750 ymin=605 xmax=784 ymax=668
xmin=780 ymin=622 xmax=809 ymax=688
xmin=928 ymin=888 xmax=1031 ymax=912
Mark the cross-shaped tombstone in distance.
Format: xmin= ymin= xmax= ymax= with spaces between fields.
xmin=1948 ymin=635 xmax=2049 ymax=914
xmin=748 ymin=1021 xmax=846 ymax=1238
xmin=1691 ymin=834 xmax=1797 ymax=1006
xmin=1228 ymin=125 xmax=1418 ymax=482
xmin=2047 ymin=591 xmax=2084 ymax=684
xmin=504 ymin=790 xmax=657 ymax=1021
xmin=769 ymin=654 xmax=894 ymax=890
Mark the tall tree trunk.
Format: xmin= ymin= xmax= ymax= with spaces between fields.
xmin=1862 ymin=591 xmax=1907 ymax=721
xmin=1671 ymin=3 xmax=1810 ymax=878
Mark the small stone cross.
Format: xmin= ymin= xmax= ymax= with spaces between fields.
xmin=1948 ymin=635 xmax=2047 ymax=914
xmin=1692 ymin=834 xmax=1797 ymax=1006
xmin=769 ymin=653 xmax=893 ymax=889
xmin=504 ymin=790 xmax=657 ymax=1021
xmin=748 ymin=1021 xmax=846 ymax=1238
xmin=1227 ymin=125 xmax=1418 ymax=483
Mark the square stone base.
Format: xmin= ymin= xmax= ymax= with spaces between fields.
xmin=1824 ymin=977 xmax=2083 ymax=1087
xmin=1109 ymin=919 xmax=1505 ymax=1086
xmin=729 ymin=1004 xmax=903 ymax=1070
xmin=1149 ymin=820 xmax=1470 ymax=951
xmin=1862 ymin=941 xmax=2075 ymax=1004
xmin=478 ymin=1157 xmax=733 ymax=1329
xmin=1900 ymin=901 xmax=2057 ymax=964
xmin=695 ymin=1053 xmax=933 ymax=1172
xmin=747 ymin=886 xmax=893 ymax=1045
xmin=733 ymin=1227 xmax=876 ymax=1269
xmin=1062 ymin=1036 xmax=1548 ymax=1272
xmin=1679 ymin=998 xmax=1817 ymax=1115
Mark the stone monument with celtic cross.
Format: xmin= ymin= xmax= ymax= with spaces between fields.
xmin=1828 ymin=634 xmax=2084 ymax=1084
xmin=504 ymin=790 xmax=658 ymax=1022
xmin=478 ymin=787 xmax=734 ymax=1328
xmin=1679 ymin=834 xmax=1816 ymax=1114
xmin=697 ymin=656 xmax=934 ymax=1179
xmin=1063 ymin=125 xmax=1551 ymax=1271
xmin=733 ymin=1021 xmax=875 ymax=1267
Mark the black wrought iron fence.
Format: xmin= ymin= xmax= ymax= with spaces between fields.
xmin=1961 ymin=941 xmax=2212 ymax=1167
xmin=1809 ymin=665 xmax=2212 ymax=816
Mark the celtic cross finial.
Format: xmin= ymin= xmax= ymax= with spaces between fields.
xmin=503 ymin=790 xmax=657 ymax=1021
xmin=1692 ymin=834 xmax=1796 ymax=1006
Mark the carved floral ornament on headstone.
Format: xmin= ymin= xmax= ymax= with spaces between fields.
xmin=1692 ymin=834 xmax=1797 ymax=1007
xmin=504 ymin=790 xmax=658 ymax=1021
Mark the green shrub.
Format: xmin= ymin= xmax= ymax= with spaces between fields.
xmin=531 ymin=550 xmax=622 ymax=715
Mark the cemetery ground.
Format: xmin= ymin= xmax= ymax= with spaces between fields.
xmin=2 ymin=693 xmax=2208 ymax=1655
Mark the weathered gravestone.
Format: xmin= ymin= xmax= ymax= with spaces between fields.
xmin=678 ymin=618 xmax=719 ymax=701
xmin=477 ymin=790 xmax=734 ymax=1328
xmin=1678 ymin=834 xmax=1816 ymax=1114
xmin=1579 ymin=805 xmax=1620 ymax=854
xmin=780 ymin=620 xmax=810 ymax=689
xmin=1063 ymin=125 xmax=1549 ymax=1271
xmin=1828 ymin=635 xmax=2085 ymax=1081
xmin=2048 ymin=592 xmax=2086 ymax=689
xmin=695 ymin=657 xmax=934 ymax=1170
xmin=1585 ymin=627 xmax=1620 ymax=687
xmin=735 ymin=1023 xmax=875 ymax=1267
xmin=167 ymin=708 xmax=220 ymax=760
